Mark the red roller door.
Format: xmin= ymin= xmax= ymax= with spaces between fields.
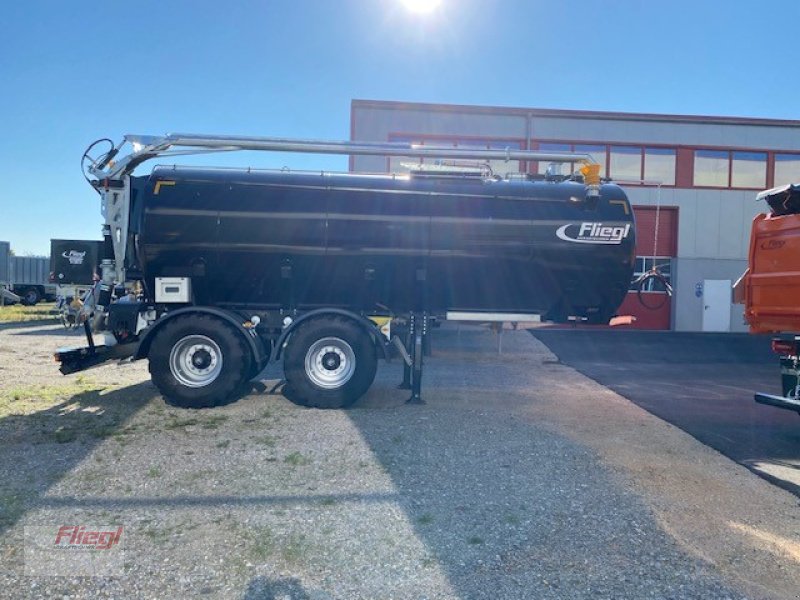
xmin=619 ymin=206 xmax=678 ymax=330
xmin=634 ymin=206 xmax=677 ymax=257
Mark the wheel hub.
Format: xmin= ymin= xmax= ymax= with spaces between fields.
xmin=169 ymin=335 xmax=223 ymax=388
xmin=304 ymin=337 xmax=356 ymax=390
xmin=322 ymin=351 xmax=341 ymax=371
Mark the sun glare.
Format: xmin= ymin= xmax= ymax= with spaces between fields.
xmin=400 ymin=0 xmax=442 ymax=14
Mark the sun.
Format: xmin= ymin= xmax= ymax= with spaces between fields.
xmin=400 ymin=0 xmax=442 ymax=14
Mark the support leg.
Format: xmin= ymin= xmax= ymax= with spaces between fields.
xmin=398 ymin=325 xmax=412 ymax=390
xmin=406 ymin=313 xmax=427 ymax=405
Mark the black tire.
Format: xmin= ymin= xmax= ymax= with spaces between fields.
xmin=22 ymin=288 xmax=40 ymax=306
xmin=148 ymin=315 xmax=253 ymax=408
xmin=283 ymin=317 xmax=377 ymax=409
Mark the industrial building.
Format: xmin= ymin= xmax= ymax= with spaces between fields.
xmin=349 ymin=99 xmax=800 ymax=331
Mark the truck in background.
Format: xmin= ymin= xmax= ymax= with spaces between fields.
xmin=50 ymin=239 xmax=103 ymax=328
xmin=0 ymin=241 xmax=54 ymax=305
xmin=50 ymin=239 xmax=102 ymax=291
xmin=737 ymin=183 xmax=800 ymax=415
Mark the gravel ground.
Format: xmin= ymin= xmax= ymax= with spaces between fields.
xmin=0 ymin=321 xmax=797 ymax=599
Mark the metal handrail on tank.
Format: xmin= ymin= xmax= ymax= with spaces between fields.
xmin=85 ymin=133 xmax=598 ymax=182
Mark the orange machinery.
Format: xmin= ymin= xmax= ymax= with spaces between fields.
xmin=738 ymin=183 xmax=800 ymax=414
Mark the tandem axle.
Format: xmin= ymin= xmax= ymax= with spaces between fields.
xmin=55 ymin=298 xmax=439 ymax=408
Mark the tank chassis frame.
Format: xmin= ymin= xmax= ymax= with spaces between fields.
xmin=60 ymin=133 xmax=601 ymax=407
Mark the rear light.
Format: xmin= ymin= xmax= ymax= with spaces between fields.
xmin=771 ymin=338 xmax=797 ymax=355
xmin=49 ymin=271 xmax=55 ymax=283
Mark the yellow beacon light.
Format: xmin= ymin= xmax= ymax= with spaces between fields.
xmin=580 ymin=163 xmax=601 ymax=186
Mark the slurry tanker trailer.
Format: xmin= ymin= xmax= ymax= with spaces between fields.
xmin=56 ymin=133 xmax=635 ymax=408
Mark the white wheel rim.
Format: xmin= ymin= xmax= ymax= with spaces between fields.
xmin=169 ymin=334 xmax=223 ymax=388
xmin=304 ymin=337 xmax=356 ymax=390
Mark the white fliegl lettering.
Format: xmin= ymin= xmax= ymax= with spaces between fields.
xmin=555 ymin=222 xmax=631 ymax=245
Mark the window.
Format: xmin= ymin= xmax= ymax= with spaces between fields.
xmin=643 ymin=148 xmax=676 ymax=185
xmin=387 ymin=136 xmax=523 ymax=176
xmin=693 ymin=150 xmax=729 ymax=187
xmin=609 ymin=146 xmax=642 ymax=182
xmin=458 ymin=140 xmax=522 ymax=177
xmin=774 ymin=154 xmax=800 ymax=187
xmin=630 ymin=257 xmax=672 ymax=292
xmin=536 ymin=142 xmax=607 ymax=176
xmin=537 ymin=143 xmax=572 ymax=175
xmin=387 ymin=136 xmax=426 ymax=173
xmin=731 ymin=151 xmax=766 ymax=188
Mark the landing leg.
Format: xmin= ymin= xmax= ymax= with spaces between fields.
xmin=406 ymin=313 xmax=427 ymax=405
xmin=398 ymin=326 xmax=412 ymax=390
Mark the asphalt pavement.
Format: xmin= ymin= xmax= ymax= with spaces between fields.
xmin=532 ymin=329 xmax=800 ymax=497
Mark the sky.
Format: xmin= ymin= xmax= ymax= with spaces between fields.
xmin=1 ymin=0 xmax=799 ymax=255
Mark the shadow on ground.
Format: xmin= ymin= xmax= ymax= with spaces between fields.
xmin=0 ymin=382 xmax=157 ymax=536
xmin=532 ymin=329 xmax=800 ymax=497
xmin=334 ymin=327 xmax=745 ymax=598
xmin=243 ymin=576 xmax=311 ymax=600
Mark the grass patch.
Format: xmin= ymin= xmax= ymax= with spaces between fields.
xmin=53 ymin=428 xmax=77 ymax=444
xmin=0 ymin=302 xmax=56 ymax=323
xmin=248 ymin=526 xmax=275 ymax=561
xmin=281 ymin=533 xmax=311 ymax=565
xmin=147 ymin=466 xmax=162 ymax=478
xmin=201 ymin=415 xmax=228 ymax=430
xmin=416 ymin=513 xmax=434 ymax=525
xmin=164 ymin=417 xmax=200 ymax=430
xmin=254 ymin=435 xmax=277 ymax=447
xmin=283 ymin=451 xmax=311 ymax=466
xmin=467 ymin=536 xmax=484 ymax=545
xmin=215 ymin=439 xmax=231 ymax=449
xmin=0 ymin=378 xmax=107 ymax=417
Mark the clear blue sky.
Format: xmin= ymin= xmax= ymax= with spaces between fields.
xmin=1 ymin=0 xmax=798 ymax=254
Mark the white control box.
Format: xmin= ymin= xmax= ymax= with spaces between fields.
xmin=155 ymin=277 xmax=192 ymax=303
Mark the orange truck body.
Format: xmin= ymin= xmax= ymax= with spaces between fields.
xmin=741 ymin=211 xmax=800 ymax=333
xmin=741 ymin=184 xmax=800 ymax=413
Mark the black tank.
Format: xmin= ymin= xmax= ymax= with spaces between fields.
xmin=131 ymin=167 xmax=635 ymax=322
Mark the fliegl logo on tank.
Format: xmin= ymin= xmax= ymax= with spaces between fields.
xmin=556 ymin=222 xmax=632 ymax=245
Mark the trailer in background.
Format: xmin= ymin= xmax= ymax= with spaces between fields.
xmin=0 ymin=241 xmax=54 ymax=305
xmin=49 ymin=239 xmax=103 ymax=328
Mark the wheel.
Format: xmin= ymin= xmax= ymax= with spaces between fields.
xmin=21 ymin=288 xmax=41 ymax=306
xmin=148 ymin=315 xmax=253 ymax=408
xmin=283 ymin=317 xmax=378 ymax=409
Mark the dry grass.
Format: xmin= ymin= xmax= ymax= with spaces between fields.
xmin=0 ymin=302 xmax=57 ymax=323
xmin=0 ymin=375 xmax=108 ymax=417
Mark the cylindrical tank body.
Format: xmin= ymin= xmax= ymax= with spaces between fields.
xmin=133 ymin=167 xmax=635 ymax=321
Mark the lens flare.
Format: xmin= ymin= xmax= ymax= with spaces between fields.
xmin=400 ymin=0 xmax=442 ymax=14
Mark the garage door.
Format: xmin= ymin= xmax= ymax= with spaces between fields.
xmin=617 ymin=206 xmax=678 ymax=330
